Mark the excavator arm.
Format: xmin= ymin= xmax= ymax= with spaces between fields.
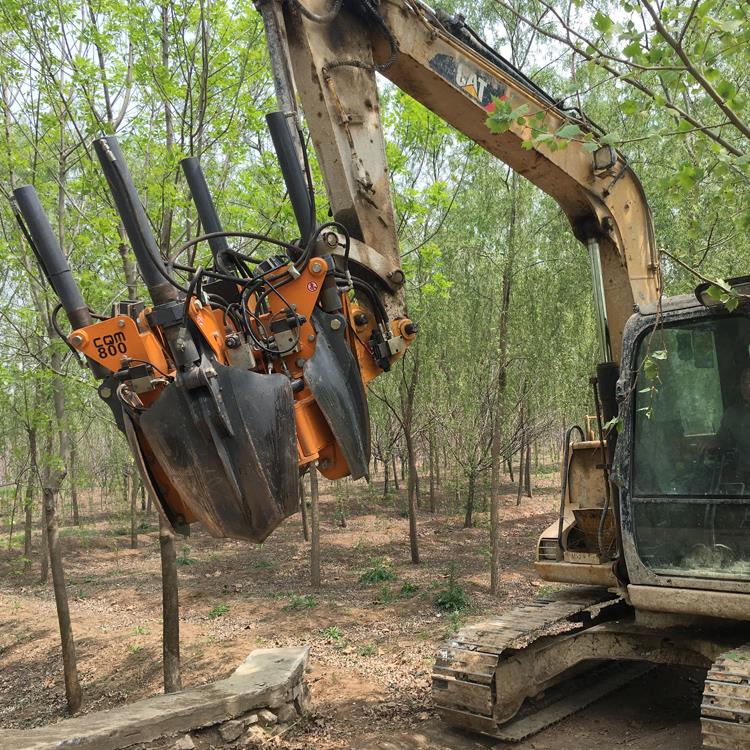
xmin=259 ymin=0 xmax=661 ymax=363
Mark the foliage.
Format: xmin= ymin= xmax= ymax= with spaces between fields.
xmin=358 ymin=558 xmax=396 ymax=585
xmin=208 ymin=603 xmax=230 ymax=619
xmin=284 ymin=594 xmax=318 ymax=611
xmin=434 ymin=563 xmax=470 ymax=613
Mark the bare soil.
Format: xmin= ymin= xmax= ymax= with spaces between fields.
xmin=0 ymin=475 xmax=703 ymax=749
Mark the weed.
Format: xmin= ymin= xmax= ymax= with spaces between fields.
xmin=138 ymin=520 xmax=150 ymax=531
xmin=376 ymin=584 xmax=394 ymax=605
xmin=253 ymin=559 xmax=274 ymax=569
xmin=444 ymin=610 xmax=463 ymax=638
xmin=284 ymin=594 xmax=318 ymax=611
xmin=208 ymin=603 xmax=229 ymax=619
xmin=537 ymin=585 xmax=560 ymax=599
xmin=322 ymin=626 xmax=343 ymax=641
xmin=397 ymin=509 xmax=409 ymax=519
xmin=434 ymin=563 xmax=470 ymax=613
xmin=176 ymin=545 xmax=196 ymax=566
xmin=127 ymin=643 xmax=142 ymax=655
xmin=131 ymin=625 xmax=149 ymax=636
xmin=358 ymin=557 xmax=395 ymax=585
xmin=398 ymin=581 xmax=419 ymax=598
xmin=207 ymin=552 xmax=220 ymax=561
xmin=357 ymin=643 xmax=377 ymax=657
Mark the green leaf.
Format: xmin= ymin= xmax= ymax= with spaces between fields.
xmin=651 ymin=350 xmax=668 ymax=360
xmin=581 ymin=142 xmax=599 ymax=152
xmin=621 ymin=99 xmax=639 ymax=115
xmin=623 ymin=40 xmax=642 ymax=58
xmin=592 ymin=11 xmax=614 ymax=33
xmin=555 ymin=123 xmax=582 ymax=139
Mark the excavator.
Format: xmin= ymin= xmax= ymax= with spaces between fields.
xmin=12 ymin=0 xmax=748 ymax=747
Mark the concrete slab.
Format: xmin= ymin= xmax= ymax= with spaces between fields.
xmin=0 ymin=646 xmax=309 ymax=750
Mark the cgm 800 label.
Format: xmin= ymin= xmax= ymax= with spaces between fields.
xmin=94 ymin=332 xmax=127 ymax=359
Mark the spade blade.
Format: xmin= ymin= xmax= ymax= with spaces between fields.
xmin=139 ymin=363 xmax=298 ymax=542
xmin=304 ymin=308 xmax=370 ymax=479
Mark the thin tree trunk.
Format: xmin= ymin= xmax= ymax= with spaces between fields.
xmin=43 ymin=472 xmax=82 ymax=713
xmin=464 ymin=472 xmax=476 ymax=529
xmin=392 ymin=455 xmax=399 ymax=492
xmin=309 ymin=467 xmax=321 ymax=588
xmin=40 ymin=499 xmax=49 ymax=584
xmin=428 ymin=431 xmax=436 ymax=513
xmin=338 ymin=479 xmax=348 ymax=528
xmin=405 ymin=431 xmax=420 ymax=564
xmin=23 ymin=461 xmax=35 ymax=574
xmin=299 ymin=475 xmax=309 ymax=542
xmin=129 ymin=466 xmax=138 ymax=549
xmin=69 ymin=444 xmax=79 ymax=526
xmin=7 ymin=482 xmax=19 ymax=550
xmin=158 ymin=514 xmax=181 ymax=693
xmin=382 ymin=456 xmax=390 ymax=500
xmin=524 ymin=437 xmax=533 ymax=498
xmin=516 ymin=448 xmax=525 ymax=506
xmin=506 ymin=457 xmax=514 ymax=483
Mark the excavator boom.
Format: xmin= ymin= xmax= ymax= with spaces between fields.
xmin=262 ymin=0 xmax=660 ymax=362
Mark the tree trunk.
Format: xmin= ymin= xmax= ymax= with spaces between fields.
xmin=516 ymin=448 xmax=525 ymax=506
xmin=158 ymin=514 xmax=181 ymax=693
xmin=7 ymin=482 xmax=19 ymax=550
xmin=127 ymin=465 xmax=137 ymax=549
xmin=309 ymin=467 xmax=321 ymax=588
xmin=392 ymin=455 xmax=399 ymax=492
xmin=382 ymin=456 xmax=390 ymax=500
xmin=40 ymin=499 xmax=49 ymax=584
xmin=506 ymin=457 xmax=514 ymax=483
xmin=299 ymin=474 xmax=309 ymax=542
xmin=463 ymin=472 xmax=476 ymax=529
xmin=337 ymin=479 xmax=348 ymax=528
xmin=23 ymin=459 xmax=35 ymax=574
xmin=428 ymin=431 xmax=436 ymax=513
xmin=69 ymin=443 xmax=79 ymax=526
xmin=524 ymin=437 xmax=533 ymax=498
xmin=405 ymin=432 xmax=420 ymax=564
xmin=43 ymin=472 xmax=82 ymax=713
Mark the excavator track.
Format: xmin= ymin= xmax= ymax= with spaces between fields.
xmin=432 ymin=585 xmax=623 ymax=738
xmin=702 ymin=644 xmax=750 ymax=749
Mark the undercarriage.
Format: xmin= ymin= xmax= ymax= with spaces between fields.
xmin=432 ymin=586 xmax=750 ymax=747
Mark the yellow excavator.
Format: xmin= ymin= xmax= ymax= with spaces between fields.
xmin=13 ymin=0 xmax=748 ymax=746
xmin=256 ymin=0 xmax=749 ymax=746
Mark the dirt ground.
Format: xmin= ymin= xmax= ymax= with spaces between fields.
xmin=0 ymin=475 xmax=704 ymax=749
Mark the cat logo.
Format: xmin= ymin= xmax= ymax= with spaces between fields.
xmin=456 ymin=62 xmax=488 ymax=102
xmin=428 ymin=53 xmax=506 ymax=108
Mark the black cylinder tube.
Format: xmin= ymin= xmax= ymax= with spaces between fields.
xmin=13 ymin=186 xmax=92 ymax=331
xmin=93 ymin=136 xmax=178 ymax=306
xmin=180 ymin=157 xmax=233 ymax=272
xmin=265 ymin=111 xmax=314 ymax=245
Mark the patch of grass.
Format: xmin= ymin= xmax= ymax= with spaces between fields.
xmin=536 ymin=585 xmax=560 ymax=598
xmin=253 ymin=558 xmax=274 ymax=569
xmin=127 ymin=643 xmax=142 ymax=655
xmin=322 ymin=626 xmax=343 ymax=641
xmin=358 ymin=557 xmax=396 ymax=585
xmin=357 ymin=643 xmax=377 ymax=657
xmin=434 ymin=563 xmax=470 ymax=613
xmin=131 ymin=625 xmax=149 ymax=636
xmin=176 ymin=545 xmax=196 ymax=566
xmin=398 ymin=581 xmax=419 ymax=598
xmin=208 ymin=603 xmax=229 ymax=619
xmin=138 ymin=520 xmax=150 ymax=531
xmin=284 ymin=594 xmax=318 ymax=611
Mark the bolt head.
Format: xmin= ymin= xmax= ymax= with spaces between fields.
xmin=100 ymin=386 xmax=112 ymax=399
xmin=70 ymin=334 xmax=84 ymax=347
xmin=324 ymin=232 xmax=338 ymax=248
xmin=117 ymin=319 xmax=126 ymax=328
xmin=311 ymin=261 xmax=322 ymax=274
xmin=307 ymin=334 xmax=316 ymax=342
xmin=330 ymin=318 xmax=342 ymax=331
xmin=295 ymin=357 xmax=305 ymax=368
